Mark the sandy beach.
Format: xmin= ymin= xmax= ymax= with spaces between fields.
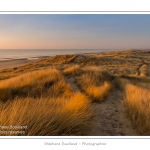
xmin=0 ymin=59 xmax=34 ymax=69
xmin=0 ymin=56 xmax=50 ymax=69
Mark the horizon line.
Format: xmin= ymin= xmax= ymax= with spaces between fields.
xmin=0 ymin=48 xmax=143 ymax=50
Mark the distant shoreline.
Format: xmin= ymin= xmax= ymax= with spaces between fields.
xmin=0 ymin=56 xmax=50 ymax=69
xmin=0 ymin=49 xmax=148 ymax=69
xmin=0 ymin=51 xmax=112 ymax=69
xmin=0 ymin=50 xmax=113 ymax=69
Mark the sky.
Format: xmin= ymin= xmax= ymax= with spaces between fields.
xmin=0 ymin=14 xmax=150 ymax=49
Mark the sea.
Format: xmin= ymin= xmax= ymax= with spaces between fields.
xmin=0 ymin=49 xmax=124 ymax=61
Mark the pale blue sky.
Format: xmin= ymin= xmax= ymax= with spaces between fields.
xmin=0 ymin=14 xmax=150 ymax=49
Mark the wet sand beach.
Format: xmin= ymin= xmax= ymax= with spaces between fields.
xmin=0 ymin=56 xmax=50 ymax=69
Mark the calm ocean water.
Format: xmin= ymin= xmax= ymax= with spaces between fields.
xmin=0 ymin=49 xmax=122 ymax=61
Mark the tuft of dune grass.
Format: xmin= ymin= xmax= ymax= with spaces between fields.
xmin=77 ymin=70 xmax=112 ymax=102
xmin=0 ymin=68 xmax=72 ymax=101
xmin=85 ymin=82 xmax=111 ymax=102
xmin=63 ymin=65 xmax=82 ymax=76
xmin=117 ymin=77 xmax=150 ymax=135
xmin=0 ymin=92 xmax=92 ymax=136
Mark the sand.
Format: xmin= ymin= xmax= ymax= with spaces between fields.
xmin=0 ymin=56 xmax=50 ymax=69
xmin=0 ymin=59 xmax=34 ymax=69
xmin=87 ymin=81 xmax=137 ymax=136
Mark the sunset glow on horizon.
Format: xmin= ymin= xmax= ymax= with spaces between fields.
xmin=0 ymin=14 xmax=150 ymax=49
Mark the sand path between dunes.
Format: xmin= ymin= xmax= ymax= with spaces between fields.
xmin=63 ymin=74 xmax=138 ymax=136
xmin=87 ymin=81 xmax=138 ymax=136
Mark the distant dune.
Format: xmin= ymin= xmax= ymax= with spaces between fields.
xmin=0 ymin=50 xmax=150 ymax=136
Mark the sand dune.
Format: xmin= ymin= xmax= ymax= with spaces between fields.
xmin=0 ymin=50 xmax=150 ymax=136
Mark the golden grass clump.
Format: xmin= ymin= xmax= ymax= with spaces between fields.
xmin=85 ymin=82 xmax=111 ymax=102
xmin=0 ymin=92 xmax=92 ymax=136
xmin=63 ymin=65 xmax=82 ymax=76
xmin=77 ymin=70 xmax=112 ymax=102
xmin=117 ymin=78 xmax=150 ymax=135
xmin=0 ymin=68 xmax=72 ymax=101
